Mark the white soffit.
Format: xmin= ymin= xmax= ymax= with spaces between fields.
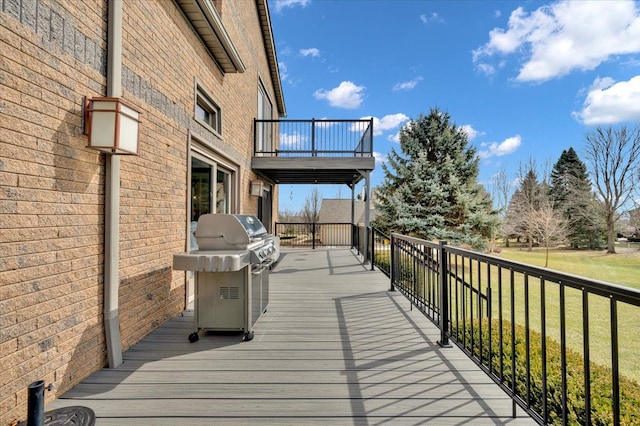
xmin=177 ymin=0 xmax=246 ymax=73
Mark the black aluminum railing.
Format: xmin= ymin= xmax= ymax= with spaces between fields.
xmin=274 ymin=222 xmax=352 ymax=248
xmin=254 ymin=119 xmax=374 ymax=157
xmin=388 ymin=232 xmax=640 ymax=425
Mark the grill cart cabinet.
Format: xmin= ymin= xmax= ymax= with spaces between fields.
xmin=173 ymin=214 xmax=277 ymax=342
xmin=196 ymin=268 xmax=250 ymax=332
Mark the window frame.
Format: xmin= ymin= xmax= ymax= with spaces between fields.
xmin=195 ymin=84 xmax=222 ymax=135
xmin=257 ymin=80 xmax=273 ymax=153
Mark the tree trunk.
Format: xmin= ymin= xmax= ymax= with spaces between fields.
xmin=545 ymin=242 xmax=549 ymax=268
xmin=607 ymin=213 xmax=616 ymax=254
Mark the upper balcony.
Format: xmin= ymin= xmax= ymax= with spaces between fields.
xmin=252 ymin=119 xmax=375 ymax=185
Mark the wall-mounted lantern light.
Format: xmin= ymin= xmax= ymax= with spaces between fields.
xmin=250 ymin=180 xmax=264 ymax=197
xmin=84 ymin=97 xmax=141 ymax=155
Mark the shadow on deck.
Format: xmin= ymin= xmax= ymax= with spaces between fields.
xmin=49 ymin=248 xmax=535 ymax=425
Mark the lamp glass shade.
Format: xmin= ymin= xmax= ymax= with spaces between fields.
xmin=250 ymin=180 xmax=263 ymax=196
xmin=88 ymin=98 xmax=140 ymax=155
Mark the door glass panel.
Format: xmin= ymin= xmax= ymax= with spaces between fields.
xmin=190 ymin=157 xmax=213 ymax=251
xmin=216 ymin=169 xmax=230 ymax=214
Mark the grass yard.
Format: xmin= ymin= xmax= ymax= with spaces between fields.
xmin=463 ymin=245 xmax=640 ymax=383
xmin=495 ymin=244 xmax=640 ymax=290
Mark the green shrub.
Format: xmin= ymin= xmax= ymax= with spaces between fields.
xmin=453 ymin=319 xmax=640 ymax=425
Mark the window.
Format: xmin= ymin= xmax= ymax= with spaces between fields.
xmin=190 ymin=151 xmax=236 ymax=250
xmin=195 ymin=86 xmax=221 ymax=134
xmin=257 ymin=83 xmax=273 ymax=153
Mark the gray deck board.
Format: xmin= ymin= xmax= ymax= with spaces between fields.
xmin=49 ymin=248 xmax=535 ymax=425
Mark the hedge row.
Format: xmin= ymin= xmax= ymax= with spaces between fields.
xmin=452 ymin=319 xmax=640 ymax=425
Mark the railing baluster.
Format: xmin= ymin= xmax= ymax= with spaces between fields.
xmin=470 ymin=256 xmax=474 ymax=356
xmin=525 ymin=273 xmax=531 ymax=408
xmin=487 ymin=263 xmax=492 ymax=375
xmin=510 ymin=269 xmax=516 ymax=408
xmin=560 ymin=284 xmax=567 ymax=425
xmin=541 ymin=277 xmax=547 ymax=423
xmin=498 ymin=265 xmax=504 ymax=382
xmin=611 ymin=297 xmax=620 ymax=426
xmin=582 ymin=289 xmax=591 ymax=426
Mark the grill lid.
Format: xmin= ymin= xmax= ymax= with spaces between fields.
xmin=194 ymin=214 xmax=268 ymax=250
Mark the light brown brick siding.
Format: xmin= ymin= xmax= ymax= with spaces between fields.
xmin=1 ymin=0 xmax=281 ymax=423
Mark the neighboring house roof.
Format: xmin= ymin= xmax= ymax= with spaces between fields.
xmin=318 ymin=199 xmax=377 ymax=224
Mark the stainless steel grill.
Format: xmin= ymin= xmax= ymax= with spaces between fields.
xmin=173 ymin=214 xmax=278 ymax=342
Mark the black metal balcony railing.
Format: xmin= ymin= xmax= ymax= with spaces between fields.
xmin=275 ymin=222 xmax=352 ymax=249
xmin=254 ymin=119 xmax=373 ymax=157
xmin=385 ymin=233 xmax=640 ymax=426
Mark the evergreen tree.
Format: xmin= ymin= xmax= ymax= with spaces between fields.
xmin=549 ymin=147 xmax=605 ymax=248
xmin=373 ymin=108 xmax=498 ymax=250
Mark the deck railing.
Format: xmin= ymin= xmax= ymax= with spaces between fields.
xmin=274 ymin=222 xmax=352 ymax=249
xmin=254 ymin=119 xmax=374 ymax=157
xmin=386 ymin=232 xmax=640 ymax=425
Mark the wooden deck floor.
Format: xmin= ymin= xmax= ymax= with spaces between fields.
xmin=49 ymin=248 xmax=535 ymax=425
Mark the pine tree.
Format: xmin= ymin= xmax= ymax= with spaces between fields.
xmin=549 ymin=147 xmax=605 ymax=248
xmin=373 ymin=108 xmax=498 ymax=250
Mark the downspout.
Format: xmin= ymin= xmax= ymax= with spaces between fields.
xmin=104 ymin=0 xmax=123 ymax=368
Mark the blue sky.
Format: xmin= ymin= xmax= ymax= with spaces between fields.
xmin=268 ymin=0 xmax=640 ymax=213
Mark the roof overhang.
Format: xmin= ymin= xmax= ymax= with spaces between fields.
xmin=176 ymin=0 xmax=246 ymax=73
xmin=255 ymin=0 xmax=286 ymax=117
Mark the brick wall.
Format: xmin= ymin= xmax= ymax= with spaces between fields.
xmin=0 ymin=0 xmax=281 ymax=423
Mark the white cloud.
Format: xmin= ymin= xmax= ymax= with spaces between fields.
xmin=278 ymin=61 xmax=289 ymax=81
xmin=313 ymin=81 xmax=365 ymax=109
xmin=420 ymin=12 xmax=444 ymax=24
xmin=373 ymin=151 xmax=387 ymax=165
xmin=478 ymin=135 xmax=522 ymax=159
xmin=359 ymin=113 xmax=409 ymax=136
xmin=388 ymin=132 xmax=401 ymax=144
xmin=574 ymin=75 xmax=640 ymax=125
xmin=392 ymin=77 xmax=423 ymax=91
xmin=461 ymin=124 xmax=482 ymax=141
xmin=274 ymin=0 xmax=310 ymax=13
xmin=300 ymin=48 xmax=320 ymax=57
xmin=473 ymin=0 xmax=640 ymax=82
xmin=280 ymin=131 xmax=307 ymax=147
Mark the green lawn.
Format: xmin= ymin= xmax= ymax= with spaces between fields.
xmin=473 ymin=245 xmax=640 ymax=383
xmin=494 ymin=244 xmax=640 ymax=290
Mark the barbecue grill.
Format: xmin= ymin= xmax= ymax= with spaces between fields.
xmin=173 ymin=214 xmax=278 ymax=342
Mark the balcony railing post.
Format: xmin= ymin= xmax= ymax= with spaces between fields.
xmin=311 ymin=118 xmax=316 ymax=157
xmin=253 ymin=119 xmax=257 ymax=155
xmin=389 ymin=233 xmax=395 ymax=291
xmin=370 ymin=227 xmax=374 ymax=271
xmin=437 ymin=240 xmax=451 ymax=348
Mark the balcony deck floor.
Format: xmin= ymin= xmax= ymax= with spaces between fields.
xmin=49 ymin=248 xmax=535 ymax=425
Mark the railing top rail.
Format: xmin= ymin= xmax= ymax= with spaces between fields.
xmin=276 ymin=222 xmax=354 ymax=225
xmin=255 ymin=118 xmax=374 ymax=123
xmin=391 ymin=232 xmax=640 ymax=306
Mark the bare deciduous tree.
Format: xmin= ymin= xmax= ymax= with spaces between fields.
xmin=530 ymin=201 xmax=567 ymax=267
xmin=302 ymin=187 xmax=321 ymax=225
xmin=584 ymin=125 xmax=640 ymax=253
